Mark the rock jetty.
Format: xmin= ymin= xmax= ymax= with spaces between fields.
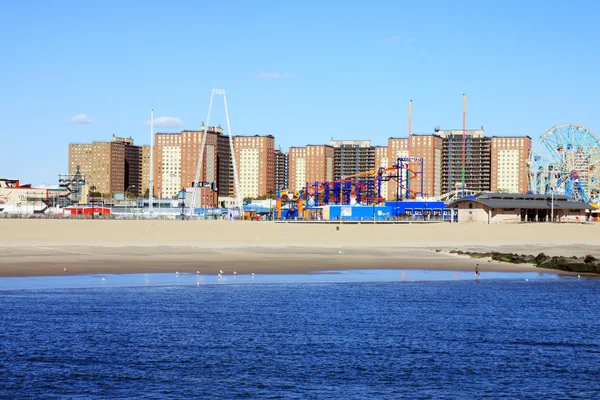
xmin=445 ymin=249 xmax=600 ymax=274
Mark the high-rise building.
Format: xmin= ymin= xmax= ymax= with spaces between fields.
xmin=215 ymin=130 xmax=233 ymax=197
xmin=385 ymin=135 xmax=443 ymax=199
xmin=153 ymin=127 xmax=234 ymax=199
xmin=407 ymin=134 xmax=444 ymax=198
xmin=68 ymin=143 xmax=92 ymax=184
xmin=374 ymin=146 xmax=388 ymax=200
xmin=274 ymin=147 xmax=289 ymax=190
xmin=154 ymin=132 xmax=182 ymax=199
xmin=438 ymin=129 xmax=491 ymax=194
xmin=490 ymin=136 xmax=532 ymax=193
xmin=180 ymin=128 xmax=219 ymax=191
xmin=287 ymin=145 xmax=334 ymax=192
xmin=386 ymin=138 xmax=408 ymax=200
xmin=329 ymin=139 xmax=375 ymax=181
xmin=140 ymin=145 xmax=150 ymax=196
xmin=288 ymin=147 xmax=306 ymax=192
xmin=68 ymin=136 xmax=139 ymax=196
xmin=233 ymin=135 xmax=275 ymax=199
xmin=306 ymin=145 xmax=334 ymax=184
xmin=124 ymin=144 xmax=140 ymax=196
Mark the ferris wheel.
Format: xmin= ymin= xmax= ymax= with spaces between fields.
xmin=528 ymin=124 xmax=600 ymax=204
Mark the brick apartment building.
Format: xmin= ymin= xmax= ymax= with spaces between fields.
xmin=233 ymin=135 xmax=275 ymax=199
xmin=490 ymin=136 xmax=532 ymax=193
xmin=69 ymin=135 xmax=139 ymax=196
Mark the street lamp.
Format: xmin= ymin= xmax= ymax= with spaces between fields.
xmin=125 ymin=185 xmax=136 ymax=214
xmin=125 ymin=185 xmax=136 ymax=199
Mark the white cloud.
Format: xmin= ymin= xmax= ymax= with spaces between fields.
xmin=255 ymin=72 xmax=296 ymax=79
xmin=382 ymin=36 xmax=416 ymax=44
xmin=67 ymin=114 xmax=92 ymax=124
xmin=142 ymin=116 xmax=183 ymax=128
xmin=255 ymin=72 xmax=281 ymax=79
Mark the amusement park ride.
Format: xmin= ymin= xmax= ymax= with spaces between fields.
xmin=528 ymin=124 xmax=600 ymax=204
xmin=300 ymin=156 xmax=425 ymax=207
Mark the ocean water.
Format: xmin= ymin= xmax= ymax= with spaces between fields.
xmin=1 ymin=272 xmax=599 ymax=398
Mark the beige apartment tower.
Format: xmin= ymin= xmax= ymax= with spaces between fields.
xmin=288 ymin=147 xmax=307 ymax=192
xmin=233 ymin=135 xmax=275 ymax=199
xmin=152 ymin=127 xmax=233 ymax=199
xmin=68 ymin=136 xmax=136 ymax=196
xmin=153 ymin=133 xmax=182 ymax=199
xmin=490 ymin=136 xmax=532 ymax=193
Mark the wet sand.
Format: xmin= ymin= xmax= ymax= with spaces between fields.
xmin=0 ymin=220 xmax=598 ymax=277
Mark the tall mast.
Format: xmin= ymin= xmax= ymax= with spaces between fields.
xmin=149 ymin=109 xmax=154 ymax=213
xmin=461 ymin=94 xmax=466 ymax=198
xmin=408 ymin=100 xmax=412 ymax=157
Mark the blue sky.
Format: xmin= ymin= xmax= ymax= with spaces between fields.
xmin=1 ymin=0 xmax=599 ymax=184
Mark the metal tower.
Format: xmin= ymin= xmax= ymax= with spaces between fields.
xmin=189 ymin=89 xmax=243 ymax=217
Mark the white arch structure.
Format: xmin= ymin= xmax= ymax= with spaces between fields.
xmin=189 ymin=89 xmax=243 ymax=216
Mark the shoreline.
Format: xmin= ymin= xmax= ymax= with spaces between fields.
xmin=1 ymin=220 xmax=598 ymax=278
xmin=0 ymin=245 xmax=579 ymax=278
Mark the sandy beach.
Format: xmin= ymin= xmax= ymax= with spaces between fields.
xmin=0 ymin=220 xmax=598 ymax=277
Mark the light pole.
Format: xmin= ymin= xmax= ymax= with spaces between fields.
xmin=125 ymin=185 xmax=135 ymax=199
xmin=372 ymin=200 xmax=375 ymax=222
xmin=125 ymin=185 xmax=135 ymax=214
xmin=551 ymin=187 xmax=554 ymax=223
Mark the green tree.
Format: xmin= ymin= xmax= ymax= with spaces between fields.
xmin=256 ymin=193 xmax=276 ymax=200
